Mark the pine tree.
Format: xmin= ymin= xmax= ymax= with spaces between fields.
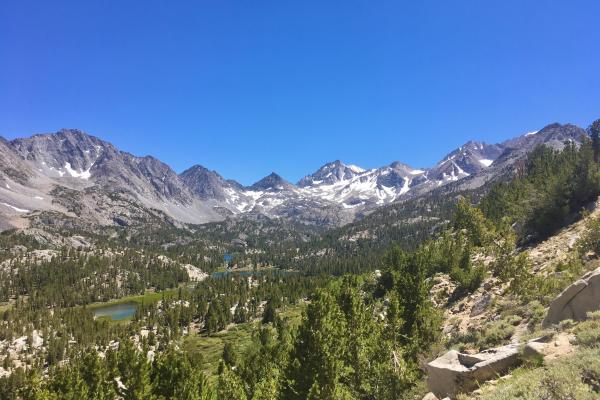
xmin=80 ymin=350 xmax=115 ymax=400
xmin=251 ymin=367 xmax=280 ymax=400
xmin=262 ymin=300 xmax=276 ymax=324
xmin=217 ymin=362 xmax=248 ymax=400
xmin=116 ymin=340 xmax=153 ymax=400
xmin=222 ymin=342 xmax=238 ymax=368
xmin=152 ymin=346 xmax=212 ymax=400
xmin=383 ymin=245 xmax=441 ymax=358
xmin=590 ymin=119 xmax=600 ymax=162
xmin=282 ymin=290 xmax=348 ymax=400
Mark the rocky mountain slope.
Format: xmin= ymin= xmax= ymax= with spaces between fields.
xmin=176 ymin=122 xmax=585 ymax=225
xmin=0 ymin=122 xmax=587 ymax=231
xmin=0 ymin=129 xmax=221 ymax=229
xmin=421 ymin=197 xmax=600 ymax=399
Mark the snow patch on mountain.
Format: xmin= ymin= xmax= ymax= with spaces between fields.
xmin=1 ymin=203 xmax=30 ymax=213
xmin=347 ymin=164 xmax=365 ymax=173
xmin=399 ymin=178 xmax=411 ymax=195
xmin=64 ymin=162 xmax=93 ymax=180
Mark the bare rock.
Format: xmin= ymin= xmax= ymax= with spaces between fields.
xmin=426 ymin=344 xmax=520 ymax=398
xmin=542 ymin=267 xmax=600 ymax=327
xmin=421 ymin=392 xmax=439 ymax=400
xmin=470 ymin=294 xmax=492 ymax=317
xmin=522 ymin=337 xmax=549 ymax=360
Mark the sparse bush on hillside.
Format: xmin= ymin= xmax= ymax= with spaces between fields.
xmin=446 ymin=315 xmax=520 ymax=352
xmin=476 ymin=348 xmax=600 ymax=400
xmin=523 ymin=300 xmax=546 ymax=332
xmin=574 ymin=311 xmax=600 ymax=347
xmin=502 ymin=252 xmax=535 ymax=297
xmin=478 ymin=319 xmax=516 ymax=348
xmin=578 ymin=217 xmax=600 ymax=256
xmin=449 ymin=257 xmax=485 ymax=296
xmin=489 ymin=220 xmax=518 ymax=278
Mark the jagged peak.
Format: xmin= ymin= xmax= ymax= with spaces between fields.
xmin=298 ymin=160 xmax=366 ymax=187
xmin=249 ymin=172 xmax=293 ymax=191
xmin=181 ymin=164 xmax=220 ymax=177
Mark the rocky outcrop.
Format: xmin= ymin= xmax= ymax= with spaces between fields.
xmin=522 ymin=336 xmax=553 ymax=360
xmin=542 ymin=267 xmax=600 ymax=327
xmin=426 ymin=344 xmax=520 ymax=398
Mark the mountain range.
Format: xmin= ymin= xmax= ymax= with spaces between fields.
xmin=0 ymin=122 xmax=587 ymax=230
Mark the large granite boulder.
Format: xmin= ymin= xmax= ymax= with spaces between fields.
xmin=426 ymin=344 xmax=520 ymax=398
xmin=542 ymin=267 xmax=600 ymax=327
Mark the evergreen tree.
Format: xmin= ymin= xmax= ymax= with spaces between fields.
xmin=222 ymin=342 xmax=238 ymax=368
xmin=451 ymin=197 xmax=492 ymax=246
xmin=262 ymin=300 xmax=277 ymax=324
xmin=590 ymin=118 xmax=600 ymax=162
xmin=46 ymin=364 xmax=90 ymax=400
xmin=251 ymin=367 xmax=280 ymax=400
xmin=79 ymin=350 xmax=115 ymax=400
xmin=282 ymin=290 xmax=348 ymax=400
xmin=217 ymin=362 xmax=247 ymax=400
xmin=116 ymin=340 xmax=153 ymax=400
xmin=152 ymin=346 xmax=212 ymax=400
xmin=383 ymin=245 xmax=441 ymax=358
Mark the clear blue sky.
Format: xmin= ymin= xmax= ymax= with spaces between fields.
xmin=1 ymin=1 xmax=599 ymax=185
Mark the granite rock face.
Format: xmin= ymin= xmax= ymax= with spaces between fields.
xmin=426 ymin=344 xmax=520 ymax=398
xmin=542 ymin=267 xmax=600 ymax=327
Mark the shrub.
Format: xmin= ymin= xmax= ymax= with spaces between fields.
xmin=478 ymin=348 xmax=600 ymax=399
xmin=574 ymin=313 xmax=600 ymax=347
xmin=559 ymin=319 xmax=576 ymax=331
xmin=578 ymin=217 xmax=600 ymax=256
xmin=524 ymin=300 xmax=546 ymax=332
xmin=446 ymin=329 xmax=482 ymax=352
xmin=478 ymin=319 xmax=515 ymax=348
xmin=586 ymin=310 xmax=600 ymax=321
xmin=450 ymin=264 xmax=485 ymax=296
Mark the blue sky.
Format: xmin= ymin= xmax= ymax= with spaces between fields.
xmin=1 ymin=1 xmax=599 ymax=185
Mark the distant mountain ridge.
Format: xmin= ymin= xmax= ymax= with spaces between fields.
xmin=0 ymin=122 xmax=588 ymax=230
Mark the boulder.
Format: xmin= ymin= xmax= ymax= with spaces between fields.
xmin=542 ymin=267 xmax=600 ymax=327
xmin=421 ymin=393 xmax=439 ymax=400
xmin=522 ymin=337 xmax=550 ymax=360
xmin=426 ymin=344 xmax=520 ymax=398
xmin=427 ymin=350 xmax=469 ymax=398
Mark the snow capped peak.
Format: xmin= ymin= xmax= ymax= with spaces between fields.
xmin=388 ymin=161 xmax=421 ymax=175
xmin=0 ymin=121 xmax=586 ymax=229
xmin=297 ymin=160 xmax=366 ymax=187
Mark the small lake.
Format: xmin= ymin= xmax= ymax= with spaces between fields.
xmin=92 ymin=302 xmax=138 ymax=321
xmin=211 ymin=270 xmax=256 ymax=279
